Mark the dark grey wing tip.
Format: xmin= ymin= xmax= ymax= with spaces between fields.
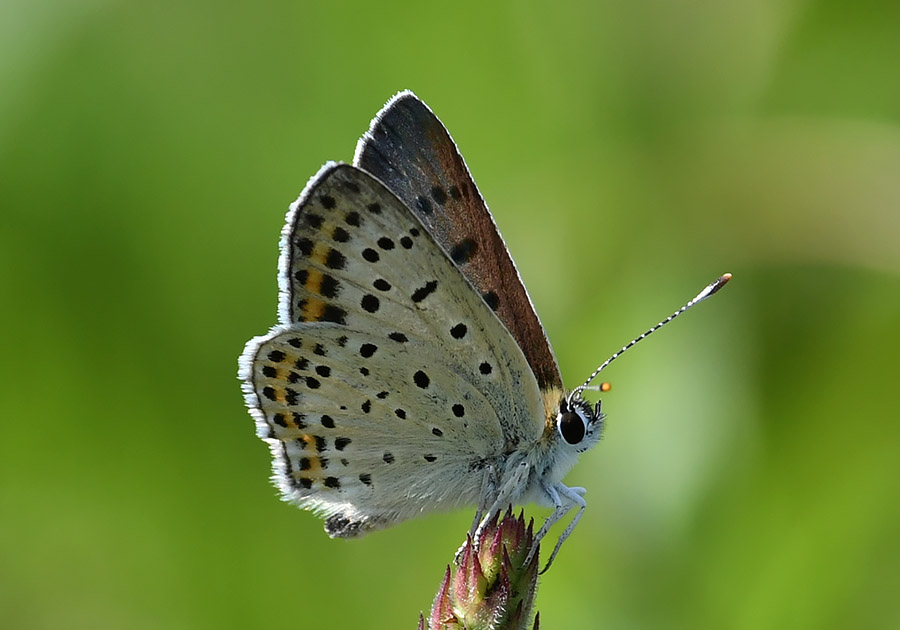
xmin=352 ymin=90 xmax=442 ymax=166
xmin=371 ymin=89 xmax=430 ymax=121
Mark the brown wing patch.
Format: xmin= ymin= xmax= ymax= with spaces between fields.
xmin=355 ymin=92 xmax=563 ymax=390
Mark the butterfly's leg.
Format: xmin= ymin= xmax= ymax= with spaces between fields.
xmin=539 ymin=484 xmax=587 ymax=573
xmin=468 ymin=465 xmax=496 ymax=538
xmin=472 ymin=462 xmax=529 ymax=547
xmin=457 ymin=466 xmax=497 ymax=564
xmin=523 ymin=482 xmax=570 ymax=567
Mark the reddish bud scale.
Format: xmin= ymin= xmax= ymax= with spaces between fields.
xmin=423 ymin=510 xmax=540 ymax=630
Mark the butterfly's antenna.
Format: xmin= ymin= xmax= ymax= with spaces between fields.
xmin=571 ymin=273 xmax=732 ymax=400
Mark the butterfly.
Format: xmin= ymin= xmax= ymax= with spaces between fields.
xmin=239 ymin=91 xmax=730 ymax=570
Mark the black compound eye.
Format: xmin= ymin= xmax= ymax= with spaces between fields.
xmin=558 ymin=411 xmax=586 ymax=445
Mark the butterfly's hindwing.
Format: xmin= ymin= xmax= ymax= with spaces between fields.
xmin=354 ymin=92 xmax=563 ymax=391
xmin=240 ymin=163 xmax=545 ymax=535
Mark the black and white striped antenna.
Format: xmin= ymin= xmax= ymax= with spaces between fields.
xmin=571 ymin=273 xmax=732 ymax=400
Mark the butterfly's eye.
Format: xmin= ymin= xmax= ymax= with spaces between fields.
xmin=558 ymin=410 xmax=587 ymax=445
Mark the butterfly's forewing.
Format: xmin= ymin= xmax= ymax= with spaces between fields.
xmin=354 ymin=92 xmax=563 ymax=391
xmin=240 ymin=164 xmax=545 ymax=536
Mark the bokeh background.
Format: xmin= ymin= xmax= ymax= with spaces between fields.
xmin=3 ymin=1 xmax=899 ymax=628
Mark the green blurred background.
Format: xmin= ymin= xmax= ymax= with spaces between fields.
xmin=2 ymin=1 xmax=899 ymax=628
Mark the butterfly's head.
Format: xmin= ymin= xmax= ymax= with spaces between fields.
xmin=555 ymin=393 xmax=605 ymax=454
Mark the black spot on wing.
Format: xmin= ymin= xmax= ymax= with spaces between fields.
xmin=361 ymin=294 xmax=380 ymax=313
xmin=450 ymin=238 xmax=477 ymax=264
xmin=320 ymin=275 xmax=341 ymax=299
xmin=295 ymin=238 xmax=313 ymax=256
xmin=320 ymin=305 xmax=347 ymax=325
xmin=325 ymin=249 xmax=346 ymax=270
xmin=412 ymin=280 xmax=438 ymax=303
xmin=431 ymin=185 xmax=447 ymax=205
xmin=324 ymin=477 xmax=341 ymax=489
